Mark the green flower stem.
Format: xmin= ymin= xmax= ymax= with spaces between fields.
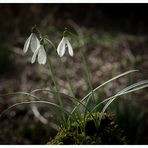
xmin=79 ymin=47 xmax=96 ymax=109
xmin=67 ymin=31 xmax=96 ymax=104
xmin=59 ymin=58 xmax=75 ymax=98
xmin=66 ymin=30 xmax=96 ymax=126
xmin=45 ymin=38 xmax=81 ymax=125
xmin=45 ymin=38 xmax=75 ymax=99
xmin=46 ymin=56 xmax=66 ymax=123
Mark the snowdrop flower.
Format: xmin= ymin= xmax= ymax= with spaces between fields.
xmin=57 ymin=37 xmax=73 ymax=57
xmin=23 ymin=33 xmax=47 ymax=65
xmin=23 ymin=33 xmax=40 ymax=53
xmin=31 ymin=44 xmax=47 ymax=65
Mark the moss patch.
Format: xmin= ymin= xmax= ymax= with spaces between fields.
xmin=48 ymin=113 xmax=128 ymax=144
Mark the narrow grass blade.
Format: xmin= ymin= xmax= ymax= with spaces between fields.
xmin=71 ymin=70 xmax=138 ymax=115
xmin=0 ymin=92 xmax=40 ymax=100
xmin=92 ymin=80 xmax=148 ymax=112
xmin=117 ymin=80 xmax=148 ymax=95
xmin=0 ymin=100 xmax=72 ymax=118
xmin=82 ymin=70 xmax=138 ymax=101
xmin=31 ymin=88 xmax=98 ymax=127
xmin=92 ymin=80 xmax=148 ymax=113
xmin=31 ymin=88 xmax=77 ymax=105
xmin=99 ymin=81 xmax=148 ymax=124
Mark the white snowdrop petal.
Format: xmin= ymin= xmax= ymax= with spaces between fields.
xmin=23 ymin=34 xmax=32 ymax=53
xmin=57 ymin=37 xmax=64 ymax=54
xmin=66 ymin=38 xmax=73 ymax=56
xmin=30 ymin=33 xmax=40 ymax=52
xmin=38 ymin=45 xmax=47 ymax=64
xmin=60 ymin=41 xmax=66 ymax=57
xmin=31 ymin=45 xmax=40 ymax=64
xmin=57 ymin=37 xmax=66 ymax=57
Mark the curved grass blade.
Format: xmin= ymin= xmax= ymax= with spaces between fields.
xmin=82 ymin=70 xmax=138 ymax=102
xmin=31 ymin=88 xmax=91 ymax=114
xmin=71 ymin=70 xmax=138 ymax=116
xmin=31 ymin=88 xmax=77 ymax=105
xmin=31 ymin=88 xmax=98 ymax=128
xmin=0 ymin=100 xmax=72 ymax=118
xmin=91 ymin=80 xmax=148 ymax=112
xmin=117 ymin=80 xmax=148 ymax=95
xmin=102 ymin=84 xmax=148 ymax=115
xmin=0 ymin=92 xmax=40 ymax=100
xmin=119 ymin=84 xmax=148 ymax=96
xmin=0 ymin=89 xmax=95 ymax=125
xmin=99 ymin=81 xmax=148 ymax=124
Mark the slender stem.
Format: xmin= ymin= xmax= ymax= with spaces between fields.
xmin=45 ymin=38 xmax=75 ymax=98
xmin=79 ymin=46 xmax=96 ymax=110
xmin=66 ymin=31 xmax=96 ymax=126
xmin=47 ymin=57 xmax=60 ymax=103
xmin=60 ymin=58 xmax=75 ymax=97
xmin=46 ymin=55 xmax=66 ymax=123
xmin=67 ymin=30 xmax=96 ymax=104
xmin=44 ymin=37 xmax=79 ymax=124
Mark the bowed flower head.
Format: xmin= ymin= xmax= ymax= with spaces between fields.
xmin=31 ymin=44 xmax=47 ymax=65
xmin=23 ymin=33 xmax=40 ymax=53
xmin=23 ymin=33 xmax=47 ymax=65
xmin=57 ymin=37 xmax=73 ymax=57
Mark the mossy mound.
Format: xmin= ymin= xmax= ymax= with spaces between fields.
xmin=48 ymin=113 xmax=128 ymax=144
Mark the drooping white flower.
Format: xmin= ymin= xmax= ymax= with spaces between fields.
xmin=23 ymin=33 xmax=46 ymax=64
xmin=57 ymin=37 xmax=73 ymax=57
xmin=31 ymin=44 xmax=47 ymax=65
xmin=23 ymin=33 xmax=40 ymax=53
xmin=30 ymin=33 xmax=40 ymax=52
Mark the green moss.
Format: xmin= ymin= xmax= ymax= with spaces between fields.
xmin=48 ymin=113 xmax=128 ymax=144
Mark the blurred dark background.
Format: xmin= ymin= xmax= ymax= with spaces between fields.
xmin=1 ymin=4 xmax=148 ymax=34
xmin=0 ymin=4 xmax=148 ymax=144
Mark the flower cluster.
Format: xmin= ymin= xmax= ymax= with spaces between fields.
xmin=23 ymin=30 xmax=73 ymax=65
xmin=23 ymin=33 xmax=47 ymax=64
